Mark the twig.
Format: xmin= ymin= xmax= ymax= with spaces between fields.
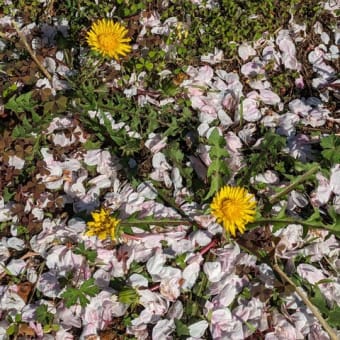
xmin=199 ymin=239 xmax=218 ymax=256
xmin=12 ymin=21 xmax=52 ymax=82
xmin=269 ymin=164 xmax=319 ymax=205
xmin=273 ymin=263 xmax=338 ymax=340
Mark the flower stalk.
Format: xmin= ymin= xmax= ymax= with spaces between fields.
xmin=273 ymin=263 xmax=338 ymax=340
xmin=119 ymin=219 xmax=192 ymax=227
xmin=247 ymin=217 xmax=336 ymax=233
xmin=13 ymin=21 xmax=52 ymax=82
xmin=269 ymin=164 xmax=319 ymax=205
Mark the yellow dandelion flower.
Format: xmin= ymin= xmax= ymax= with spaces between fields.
xmin=210 ymin=186 xmax=256 ymax=237
xmin=86 ymin=19 xmax=131 ymax=59
xmin=86 ymin=208 xmax=120 ymax=241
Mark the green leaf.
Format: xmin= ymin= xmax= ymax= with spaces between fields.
xmin=237 ymin=131 xmax=286 ymax=185
xmin=61 ymin=278 xmax=99 ymax=308
xmin=2 ymin=83 xmax=17 ymax=98
xmin=175 ymin=253 xmax=187 ymax=269
xmin=80 ymin=278 xmax=100 ymax=297
xmin=78 ymin=294 xmax=90 ymax=307
xmin=271 ymin=205 xmax=289 ymax=233
xmin=205 ymin=174 xmax=223 ymax=200
xmin=83 ymin=139 xmax=102 ymax=150
xmin=207 ymin=159 xmax=229 ymax=177
xmin=164 ymin=117 xmax=180 ymax=137
xmin=208 ymin=128 xmax=224 ymax=147
xmin=175 ymin=319 xmax=190 ymax=337
xmin=5 ymin=91 xmax=36 ymax=114
xmin=136 ymin=63 xmax=144 ymax=71
xmin=327 ymin=306 xmax=340 ymax=327
xmin=205 ymin=128 xmax=230 ymax=200
xmin=6 ymin=323 xmax=17 ymax=336
xmin=310 ymin=285 xmax=328 ymax=315
xmin=145 ymin=61 xmax=153 ymax=71
xmin=209 ymin=147 xmax=229 ymax=159
xmin=74 ymin=242 xmax=97 ymax=263
xmin=51 ymin=324 xmax=60 ymax=332
xmin=118 ymin=288 xmax=139 ymax=305
xmin=61 ymin=288 xmax=79 ymax=307
xmin=3 ymin=187 xmax=15 ymax=203
xmin=36 ymin=304 xmax=54 ymax=325
xmin=165 ymin=142 xmax=184 ymax=164
xmin=305 ymin=209 xmax=324 ymax=227
xmin=15 ymin=313 xmax=22 ymax=323
xmin=271 ymin=220 xmax=290 ymax=233
xmin=327 ymin=206 xmax=340 ymax=236
xmin=321 ymin=135 xmax=340 ymax=164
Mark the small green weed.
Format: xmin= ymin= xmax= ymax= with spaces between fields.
xmin=237 ymin=131 xmax=287 ymax=186
xmin=320 ymin=135 xmax=340 ymax=165
xmin=205 ymin=128 xmax=230 ymax=200
xmin=61 ymin=278 xmax=100 ymax=308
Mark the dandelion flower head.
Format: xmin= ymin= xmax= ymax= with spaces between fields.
xmin=86 ymin=208 xmax=120 ymax=240
xmin=86 ymin=19 xmax=131 ymax=59
xmin=210 ymin=186 xmax=256 ymax=237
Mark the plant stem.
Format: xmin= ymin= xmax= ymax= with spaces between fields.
xmin=269 ymin=164 xmax=319 ymax=205
xmin=273 ymin=263 xmax=338 ymax=340
xmin=120 ymin=219 xmax=192 ymax=227
xmin=247 ymin=217 xmax=328 ymax=230
xmin=13 ymin=21 xmax=52 ymax=82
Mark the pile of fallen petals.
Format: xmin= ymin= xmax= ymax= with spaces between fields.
xmin=0 ymin=1 xmax=339 ymax=339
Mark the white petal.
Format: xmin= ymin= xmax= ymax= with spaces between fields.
xmin=238 ymin=43 xmax=256 ymax=61
xmin=182 ymin=262 xmax=200 ymax=290
xmin=330 ymin=165 xmax=340 ymax=195
xmin=188 ymin=320 xmax=209 ymax=337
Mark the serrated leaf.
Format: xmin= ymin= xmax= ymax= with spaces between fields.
xmin=74 ymin=242 xmax=97 ymax=263
xmin=209 ymin=146 xmax=229 ymax=159
xmin=61 ymin=278 xmax=99 ymax=308
xmin=61 ymin=288 xmax=79 ymax=307
xmin=36 ymin=304 xmax=54 ymax=325
xmin=80 ymin=278 xmax=99 ymax=297
xmin=166 ymin=142 xmax=184 ymax=164
xmin=327 ymin=306 xmax=340 ymax=327
xmin=83 ymin=140 xmax=102 ymax=150
xmin=175 ymin=319 xmax=190 ymax=337
xmin=276 ymin=204 xmax=287 ymax=219
xmin=321 ymin=135 xmax=340 ymax=164
xmin=207 ymin=160 xmax=229 ymax=177
xmin=208 ymin=128 xmax=225 ymax=147
xmin=98 ymin=111 xmax=124 ymax=145
xmin=320 ymin=135 xmax=336 ymax=149
xmin=310 ymin=285 xmax=328 ymax=315
xmin=205 ymin=175 xmax=223 ymax=200
xmin=78 ymin=294 xmax=90 ymax=307
xmin=322 ymin=150 xmax=340 ymax=164
xmin=5 ymin=91 xmax=36 ymax=113
xmin=3 ymin=187 xmax=15 ymax=203
xmin=271 ymin=220 xmax=290 ymax=233
xmin=164 ymin=117 xmax=180 ymax=137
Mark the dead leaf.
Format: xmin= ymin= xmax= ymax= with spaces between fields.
xmin=18 ymin=323 xmax=36 ymax=337
xmin=16 ymin=282 xmax=33 ymax=303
